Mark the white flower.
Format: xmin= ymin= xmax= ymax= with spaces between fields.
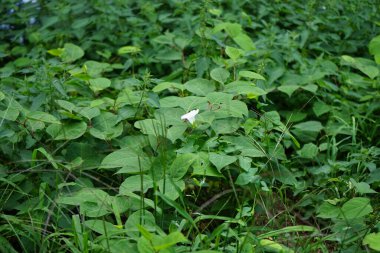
xmin=181 ymin=109 xmax=199 ymax=124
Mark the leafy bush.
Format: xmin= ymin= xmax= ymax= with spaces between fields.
xmin=1 ymin=1 xmax=379 ymax=252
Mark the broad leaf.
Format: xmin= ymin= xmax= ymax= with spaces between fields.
xmin=184 ymin=78 xmax=215 ymax=96
xmin=340 ymin=197 xmax=373 ymax=220
xmin=209 ymin=153 xmax=237 ymax=172
xmin=46 ymin=121 xmax=87 ymax=140
xmin=210 ymin=68 xmax=230 ymax=84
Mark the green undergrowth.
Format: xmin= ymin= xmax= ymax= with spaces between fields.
xmin=1 ymin=1 xmax=380 ymax=252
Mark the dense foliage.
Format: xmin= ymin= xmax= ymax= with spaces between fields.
xmin=1 ymin=0 xmax=380 ymax=252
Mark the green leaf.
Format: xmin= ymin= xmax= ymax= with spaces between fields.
xmin=301 ymin=84 xmax=318 ymax=93
xmin=313 ymin=101 xmax=331 ymax=117
xmin=369 ymin=35 xmax=380 ymax=64
xmin=210 ymin=68 xmax=230 ymax=84
xmin=340 ymin=197 xmax=373 ymax=220
xmin=220 ymin=22 xmax=242 ymax=37
xmin=222 ymin=136 xmax=266 ymax=158
xmin=84 ymin=60 xmax=110 ymax=77
xmin=192 ymin=152 xmax=223 ymax=177
xmin=47 ymin=48 xmax=64 ymax=57
xmin=184 ymin=78 xmax=215 ymax=96
xmin=209 ymin=153 xmax=237 ymax=172
xmin=57 ymin=188 xmax=111 ymax=205
xmin=100 ymin=148 xmax=151 ymax=172
xmin=0 ymin=91 xmax=5 ymax=101
xmin=137 ymin=237 xmax=154 ymax=253
xmin=134 ymin=119 xmax=164 ymax=136
xmin=157 ymin=192 xmax=195 ymax=227
xmin=259 ymin=239 xmax=294 ymax=253
xmin=239 ymin=70 xmax=265 ymax=80
xmin=0 ymin=107 xmax=20 ymax=121
xmin=154 ymin=108 xmax=186 ymax=126
xmin=89 ymin=77 xmax=111 ymax=92
xmin=278 ymin=85 xmax=299 ymax=97
xmin=341 ymin=55 xmax=379 ymax=79
xmin=159 ymin=96 xmax=208 ymax=111
xmin=225 ymin=46 xmax=243 ymax=61
xmin=168 ymin=153 xmax=196 ymax=180
xmin=258 ymin=225 xmax=317 ymax=239
xmin=350 ymin=178 xmax=377 ymax=194
xmin=0 ymin=237 xmax=18 ymax=253
xmin=153 ymin=231 xmax=188 ymax=251
xmin=156 ymin=50 xmax=182 ymax=61
xmin=216 ymin=100 xmax=248 ymax=119
xmin=118 ymin=46 xmax=141 ymax=54
xmin=233 ymin=33 xmax=255 ymax=51
xmin=235 ymin=168 xmax=259 ymax=186
xmin=56 ymin=100 xmax=76 ymax=113
xmin=152 ymin=82 xmax=184 ymax=93
xmin=125 ymin=211 xmax=156 ymax=239
xmin=89 ymin=112 xmax=123 ymax=140
xmin=58 ymin=188 xmax=113 ymax=217
xmin=206 ymin=92 xmax=234 ymax=104
xmin=27 ymin=111 xmax=61 ymax=124
xmin=75 ymin=107 xmax=100 ymax=120
xmin=224 ymin=81 xmax=267 ymax=97
xmin=46 ymin=121 xmax=87 ymax=140
xmin=291 ymin=121 xmax=323 ymax=142
xmin=32 ymin=147 xmax=58 ymax=169
xmin=85 ymin=220 xmax=121 ymax=235
xmin=211 ymin=118 xmax=241 ymax=135
xmin=158 ymin=178 xmax=185 ymax=200
xmin=62 ymin=43 xmax=84 ymax=62
xmin=317 ymin=202 xmax=340 ymax=219
xmin=363 ymin=232 xmax=380 ymax=251
xmin=167 ymin=125 xmax=187 ymax=142
xmin=119 ymin=175 xmax=153 ymax=194
xmin=297 ymin=143 xmax=318 ymax=159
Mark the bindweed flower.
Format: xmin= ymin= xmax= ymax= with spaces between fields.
xmin=181 ymin=109 xmax=199 ymax=125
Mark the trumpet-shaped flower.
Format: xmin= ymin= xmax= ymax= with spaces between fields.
xmin=181 ymin=109 xmax=199 ymax=124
